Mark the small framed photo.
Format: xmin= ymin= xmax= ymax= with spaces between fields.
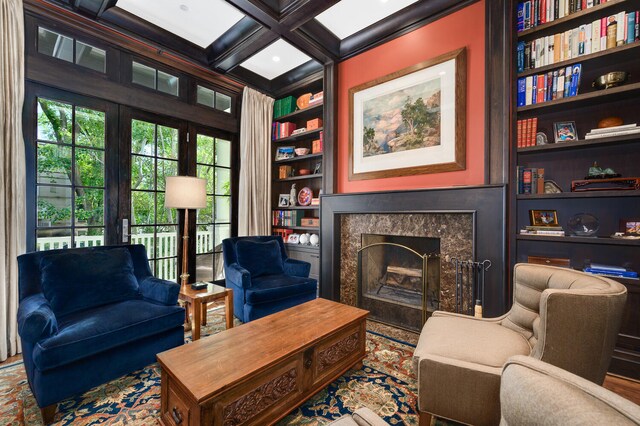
xmin=621 ymin=218 xmax=640 ymax=236
xmin=313 ymin=161 xmax=322 ymax=174
xmin=553 ymin=121 xmax=577 ymax=143
xmin=287 ymin=233 xmax=300 ymax=244
xmin=278 ymin=194 xmax=290 ymax=207
xmin=529 ymin=209 xmax=559 ymax=226
xmin=275 ymin=146 xmax=295 ymax=161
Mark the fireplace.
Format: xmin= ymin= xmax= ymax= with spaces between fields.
xmin=357 ymin=234 xmax=440 ymax=332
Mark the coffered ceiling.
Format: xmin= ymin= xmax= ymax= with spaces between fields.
xmin=45 ymin=0 xmax=475 ymax=94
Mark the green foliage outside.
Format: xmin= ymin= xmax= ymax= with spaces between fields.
xmin=36 ymin=98 xmax=232 ymax=239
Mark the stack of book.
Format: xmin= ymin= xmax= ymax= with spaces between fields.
xmin=584 ymin=123 xmax=640 ymax=139
xmin=272 ymin=210 xmax=303 ymax=227
xmin=516 ymin=166 xmax=545 ymax=194
xmin=517 ymin=64 xmax=581 ymax=107
xmin=517 ymin=1 xmax=618 ymax=33
xmin=272 ymin=122 xmax=296 ymax=140
xmin=520 ymin=226 xmax=565 ymax=236
xmin=583 ymin=263 xmax=638 ymax=280
xmin=517 ymin=11 xmax=640 ymax=72
xmin=516 ymin=118 xmax=538 ymax=147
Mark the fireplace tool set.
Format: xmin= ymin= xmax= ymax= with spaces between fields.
xmin=448 ymin=257 xmax=492 ymax=316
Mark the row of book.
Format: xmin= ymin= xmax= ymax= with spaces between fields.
xmin=272 ymin=121 xmax=296 ymax=140
xmin=517 ymin=11 xmax=640 ymax=72
xmin=517 ymin=64 xmax=581 ymax=106
xmin=520 ymin=225 xmax=565 ymax=236
xmin=583 ymin=263 xmax=638 ymax=279
xmin=272 ymin=210 xmax=303 ymax=227
xmin=516 ymin=167 xmax=546 ymax=194
xmin=516 ymin=118 xmax=539 ymax=147
xmin=273 ymin=96 xmax=296 ymax=119
xmin=517 ymin=0 xmax=611 ymax=32
xmin=585 ymin=123 xmax=640 ymax=139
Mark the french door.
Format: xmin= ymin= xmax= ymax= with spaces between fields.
xmin=26 ymin=85 xmax=234 ymax=282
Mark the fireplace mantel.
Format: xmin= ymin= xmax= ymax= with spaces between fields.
xmin=319 ymin=185 xmax=508 ymax=317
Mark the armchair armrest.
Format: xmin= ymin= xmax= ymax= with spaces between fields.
xmin=138 ymin=276 xmax=180 ymax=305
xmin=284 ymin=258 xmax=311 ymax=278
xmin=18 ymin=294 xmax=58 ymax=343
xmin=225 ymin=263 xmax=252 ymax=288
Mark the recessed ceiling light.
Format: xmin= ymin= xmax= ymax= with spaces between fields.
xmin=272 ymin=56 xmax=281 ymax=62
xmin=179 ymin=4 xmax=189 ymax=12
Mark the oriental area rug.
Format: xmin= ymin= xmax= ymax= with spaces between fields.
xmin=0 ymin=306 xmax=438 ymax=425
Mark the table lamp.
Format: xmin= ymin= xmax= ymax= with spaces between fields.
xmin=165 ymin=176 xmax=207 ymax=292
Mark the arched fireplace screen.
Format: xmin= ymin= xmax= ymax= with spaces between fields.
xmin=357 ymin=236 xmax=440 ymax=332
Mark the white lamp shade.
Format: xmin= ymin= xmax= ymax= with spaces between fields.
xmin=164 ymin=176 xmax=207 ymax=209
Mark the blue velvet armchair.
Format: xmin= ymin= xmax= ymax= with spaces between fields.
xmin=222 ymin=236 xmax=317 ymax=322
xmin=17 ymin=244 xmax=184 ymax=424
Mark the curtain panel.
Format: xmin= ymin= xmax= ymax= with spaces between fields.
xmin=238 ymin=87 xmax=274 ymax=236
xmin=0 ymin=0 xmax=26 ymax=360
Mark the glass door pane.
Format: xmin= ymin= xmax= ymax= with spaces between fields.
xmin=130 ymin=119 xmax=179 ymax=280
xmin=35 ymin=97 xmax=107 ymax=250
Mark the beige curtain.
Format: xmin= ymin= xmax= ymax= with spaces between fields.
xmin=238 ymin=87 xmax=274 ymax=236
xmin=0 ymin=0 xmax=26 ymax=361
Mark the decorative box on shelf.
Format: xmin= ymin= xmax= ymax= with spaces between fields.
xmin=307 ymin=118 xmax=323 ymax=130
xmin=571 ymin=177 xmax=640 ymax=192
xmin=301 ymin=217 xmax=320 ymax=227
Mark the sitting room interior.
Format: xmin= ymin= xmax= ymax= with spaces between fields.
xmin=1 ymin=0 xmax=639 ymax=424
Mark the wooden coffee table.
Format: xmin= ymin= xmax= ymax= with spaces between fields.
xmin=157 ymin=298 xmax=368 ymax=426
xmin=179 ymin=283 xmax=233 ymax=341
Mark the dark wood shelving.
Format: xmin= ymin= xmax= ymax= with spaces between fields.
xmin=517 ymin=0 xmax=628 ymax=39
xmin=517 ymin=190 xmax=640 ymax=200
xmin=275 ymin=174 xmax=322 ymax=182
xmin=274 ymin=153 xmax=323 ymax=164
xmin=285 ymin=243 xmax=320 ymax=251
xmin=273 ymin=225 xmax=320 ymax=232
xmin=516 ymin=234 xmax=640 ymax=246
xmin=517 ymin=42 xmax=640 ymax=78
xmin=274 ymin=103 xmax=322 ymax=121
xmin=273 ymin=127 xmax=323 ymax=143
xmin=273 ymin=206 xmax=319 ymax=210
xmin=517 ymin=82 xmax=640 ymax=113
xmin=518 ymin=133 xmax=640 ymax=153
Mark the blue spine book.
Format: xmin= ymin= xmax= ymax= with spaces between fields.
xmin=584 ymin=268 xmax=639 ymax=278
xmin=569 ymin=64 xmax=581 ymax=97
xmin=531 ymin=75 xmax=537 ymax=104
xmin=517 ymin=78 xmax=526 ymax=106
xmin=524 ymin=1 xmax=532 ymax=29
xmin=517 ymin=3 xmax=525 ymax=32
xmin=551 ymin=70 xmax=558 ymax=100
xmin=627 ymin=12 xmax=636 ymax=44
xmin=517 ymin=42 xmax=525 ymax=72
xmin=564 ymin=66 xmax=572 ymax=97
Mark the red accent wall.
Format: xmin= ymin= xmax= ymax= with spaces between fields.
xmin=337 ymin=1 xmax=486 ymax=193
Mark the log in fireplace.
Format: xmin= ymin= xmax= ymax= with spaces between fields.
xmin=357 ymin=234 xmax=440 ymax=332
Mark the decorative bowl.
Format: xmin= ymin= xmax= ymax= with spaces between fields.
xmin=567 ymin=213 xmax=600 ymax=237
xmin=597 ymin=116 xmax=624 ymax=128
xmin=295 ymin=147 xmax=310 ymax=156
xmin=592 ymin=72 xmax=629 ymax=90
xmin=297 ymin=187 xmax=313 ymax=206
xmin=298 ymin=169 xmax=311 ymax=175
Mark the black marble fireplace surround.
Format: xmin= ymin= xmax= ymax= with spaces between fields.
xmin=320 ymin=185 xmax=508 ymax=318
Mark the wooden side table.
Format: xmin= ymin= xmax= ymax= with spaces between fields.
xmin=179 ymin=283 xmax=233 ymax=341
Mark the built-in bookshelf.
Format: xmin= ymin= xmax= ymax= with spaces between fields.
xmin=271 ymin=77 xmax=324 ymax=283
xmin=511 ymin=0 xmax=640 ymax=379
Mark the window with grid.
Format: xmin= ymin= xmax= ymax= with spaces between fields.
xmin=130 ymin=119 xmax=179 ymax=280
xmin=195 ymin=134 xmax=232 ymax=281
xmin=35 ymin=98 xmax=106 ymax=250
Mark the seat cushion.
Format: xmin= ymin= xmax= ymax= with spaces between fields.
xmin=416 ymin=315 xmax=532 ymax=369
xmin=236 ymin=239 xmax=284 ymax=278
xmin=40 ymin=247 xmax=141 ymax=317
xmin=33 ymin=299 xmax=184 ymax=371
xmin=245 ymin=275 xmax=317 ymax=305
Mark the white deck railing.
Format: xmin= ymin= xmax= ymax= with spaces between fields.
xmin=36 ymin=229 xmax=218 ymax=281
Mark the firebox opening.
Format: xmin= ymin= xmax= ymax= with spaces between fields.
xmin=357 ymin=234 xmax=440 ymax=332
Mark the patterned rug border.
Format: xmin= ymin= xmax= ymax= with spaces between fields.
xmin=366 ymin=330 xmax=417 ymax=348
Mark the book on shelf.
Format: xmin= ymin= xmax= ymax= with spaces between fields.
xmin=516 ymin=166 xmax=545 ymax=194
xmin=516 ymin=118 xmax=538 ymax=147
xmin=584 ymin=124 xmax=640 ymax=139
xmin=272 ymin=210 xmax=303 ymax=227
xmin=272 ymin=122 xmax=296 ymax=140
xmin=583 ymin=265 xmax=639 ymax=278
xmin=517 ymin=10 xmax=640 ymax=72
xmin=526 ymin=225 xmax=564 ymax=231
xmin=520 ymin=65 xmax=580 ymax=106
xmin=520 ymin=229 xmax=566 ymax=236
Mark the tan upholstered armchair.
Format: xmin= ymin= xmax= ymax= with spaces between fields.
xmin=500 ymin=356 xmax=640 ymax=425
xmin=413 ymin=264 xmax=627 ymax=426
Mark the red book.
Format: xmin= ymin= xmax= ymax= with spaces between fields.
xmin=536 ymin=75 xmax=546 ymax=104
xmin=540 ymin=0 xmax=546 ymax=23
xmin=517 ymin=120 xmax=523 ymax=148
xmin=531 ymin=117 xmax=538 ymax=147
xmin=523 ymin=119 xmax=530 ymax=147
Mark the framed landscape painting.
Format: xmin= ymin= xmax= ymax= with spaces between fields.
xmin=349 ymin=48 xmax=466 ymax=180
